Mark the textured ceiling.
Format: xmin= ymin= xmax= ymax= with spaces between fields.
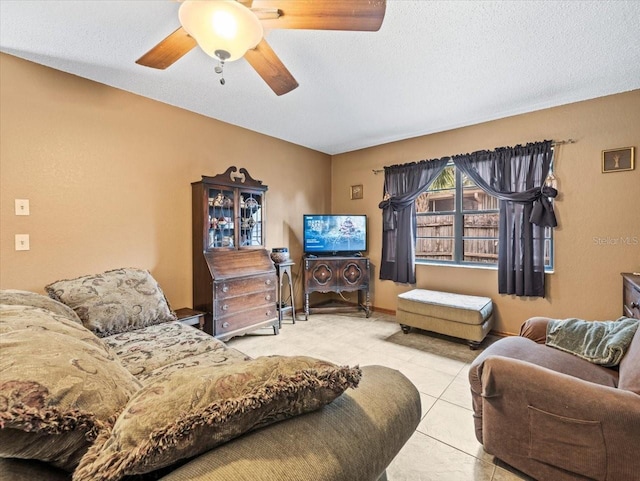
xmin=1 ymin=1 xmax=640 ymax=155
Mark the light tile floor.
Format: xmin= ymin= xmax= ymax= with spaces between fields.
xmin=227 ymin=311 xmax=534 ymax=481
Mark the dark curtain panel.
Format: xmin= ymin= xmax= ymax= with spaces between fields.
xmin=453 ymin=140 xmax=557 ymax=297
xmin=378 ymin=158 xmax=449 ymax=283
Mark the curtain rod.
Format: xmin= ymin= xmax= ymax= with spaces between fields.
xmin=371 ymin=139 xmax=576 ymax=174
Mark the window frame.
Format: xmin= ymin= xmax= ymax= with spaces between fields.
xmin=415 ymin=163 xmax=554 ymax=271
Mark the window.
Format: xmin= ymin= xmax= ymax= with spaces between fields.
xmin=415 ymin=164 xmax=553 ymax=269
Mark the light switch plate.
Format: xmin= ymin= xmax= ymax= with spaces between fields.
xmin=15 ymin=199 xmax=30 ymax=216
xmin=15 ymin=234 xmax=30 ymax=251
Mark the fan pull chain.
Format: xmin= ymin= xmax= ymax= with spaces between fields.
xmin=214 ymin=60 xmax=226 ymax=85
xmin=214 ymin=50 xmax=230 ymax=86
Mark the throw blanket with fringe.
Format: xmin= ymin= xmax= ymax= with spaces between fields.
xmin=546 ymin=317 xmax=639 ymax=367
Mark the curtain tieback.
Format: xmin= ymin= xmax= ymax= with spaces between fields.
xmin=378 ymin=198 xmax=397 ymax=231
xmin=530 ymin=186 xmax=558 ymax=228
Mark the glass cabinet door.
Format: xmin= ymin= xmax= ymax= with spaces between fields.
xmin=239 ymin=190 xmax=264 ymax=247
xmin=207 ymin=188 xmax=235 ymax=249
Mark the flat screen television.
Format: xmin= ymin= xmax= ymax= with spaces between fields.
xmin=303 ymin=214 xmax=367 ymax=255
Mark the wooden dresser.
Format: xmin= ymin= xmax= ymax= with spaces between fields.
xmin=622 ymin=272 xmax=640 ymax=319
xmin=192 ymin=168 xmax=279 ymax=340
xmin=303 ymin=256 xmax=371 ymax=319
xmin=201 ymin=250 xmax=277 ymax=340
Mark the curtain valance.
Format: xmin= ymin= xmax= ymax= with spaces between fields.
xmin=379 ymin=140 xmax=557 ymax=297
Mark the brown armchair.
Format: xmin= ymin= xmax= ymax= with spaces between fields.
xmin=469 ymin=317 xmax=640 ymax=481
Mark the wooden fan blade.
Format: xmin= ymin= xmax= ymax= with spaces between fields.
xmin=136 ymin=27 xmax=197 ymax=70
xmin=244 ymin=39 xmax=299 ymax=96
xmin=252 ymin=0 xmax=386 ymax=31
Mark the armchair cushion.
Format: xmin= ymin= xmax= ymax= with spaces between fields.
xmin=73 ymin=356 xmax=361 ymax=481
xmin=45 ymin=267 xmax=176 ymax=337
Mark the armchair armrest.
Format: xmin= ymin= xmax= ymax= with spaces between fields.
xmin=518 ymin=316 xmax=554 ymax=343
xmin=481 ymin=356 xmax=640 ymax=481
xmin=469 ymin=336 xmax=620 ymax=451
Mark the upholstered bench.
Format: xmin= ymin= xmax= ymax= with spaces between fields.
xmin=397 ymin=289 xmax=494 ymax=349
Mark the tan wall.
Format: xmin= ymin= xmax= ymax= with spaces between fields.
xmin=332 ymin=90 xmax=640 ymax=334
xmin=0 ymin=54 xmax=330 ymax=309
xmin=3 ymin=53 xmax=639 ymax=334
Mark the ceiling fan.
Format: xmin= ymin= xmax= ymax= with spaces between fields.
xmin=136 ymin=0 xmax=386 ymax=96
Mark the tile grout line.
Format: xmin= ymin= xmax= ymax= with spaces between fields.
xmin=418 ymin=432 xmax=499 ymax=475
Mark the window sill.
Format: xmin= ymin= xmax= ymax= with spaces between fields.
xmin=416 ymin=261 xmax=497 ymax=271
xmin=415 ymin=261 xmax=554 ymax=274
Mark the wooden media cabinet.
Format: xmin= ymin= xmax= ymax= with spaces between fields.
xmin=302 ymin=255 xmax=371 ymax=319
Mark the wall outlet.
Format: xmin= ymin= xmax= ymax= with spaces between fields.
xmin=15 ymin=234 xmax=30 ymax=251
xmin=15 ymin=199 xmax=30 ymax=216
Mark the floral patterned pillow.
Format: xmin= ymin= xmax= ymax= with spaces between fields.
xmin=45 ymin=267 xmax=177 ymax=337
xmin=0 ymin=289 xmax=82 ymax=324
xmin=73 ymin=356 xmax=362 ymax=481
xmin=0 ymin=305 xmax=141 ymax=472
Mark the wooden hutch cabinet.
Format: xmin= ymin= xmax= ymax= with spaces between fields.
xmin=303 ymin=256 xmax=371 ymax=319
xmin=192 ymin=167 xmax=278 ymax=340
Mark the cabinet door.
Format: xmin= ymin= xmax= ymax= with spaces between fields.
xmin=238 ymin=190 xmax=264 ymax=247
xmin=305 ymin=259 xmax=335 ymax=292
xmin=207 ymin=187 xmax=235 ymax=249
xmin=338 ymin=259 xmax=369 ymax=290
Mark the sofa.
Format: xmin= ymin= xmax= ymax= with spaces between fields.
xmin=0 ymin=268 xmax=421 ymax=481
xmin=469 ymin=316 xmax=640 ymax=481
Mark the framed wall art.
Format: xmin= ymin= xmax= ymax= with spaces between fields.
xmin=602 ymin=146 xmax=635 ymax=173
xmin=350 ymin=184 xmax=363 ymax=200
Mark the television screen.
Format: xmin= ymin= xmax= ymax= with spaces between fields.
xmin=303 ymin=214 xmax=367 ymax=255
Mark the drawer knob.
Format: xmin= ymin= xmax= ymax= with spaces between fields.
xmin=222 ymin=304 xmax=229 ymax=311
xmin=266 ymin=311 xmax=272 ymax=316
xmin=222 ymin=285 xmax=229 ymax=293
xmin=222 ymin=322 xmax=230 ymax=328
xmin=265 ymin=294 xmax=271 ymax=301
xmin=265 ymin=279 xmax=272 ymax=285
xmin=632 ymin=302 xmax=640 ymax=309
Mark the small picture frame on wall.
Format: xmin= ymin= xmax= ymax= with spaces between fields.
xmin=602 ymin=147 xmax=635 ymax=173
xmin=350 ymin=184 xmax=363 ymax=200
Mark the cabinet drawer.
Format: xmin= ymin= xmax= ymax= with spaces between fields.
xmin=214 ymin=289 xmax=275 ymax=318
xmin=215 ymin=274 xmax=276 ymax=299
xmin=215 ymin=305 xmax=277 ymax=335
xmin=623 ymin=278 xmax=640 ymax=319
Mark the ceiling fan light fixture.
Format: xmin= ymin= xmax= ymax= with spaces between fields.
xmin=178 ymin=0 xmax=263 ymax=62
